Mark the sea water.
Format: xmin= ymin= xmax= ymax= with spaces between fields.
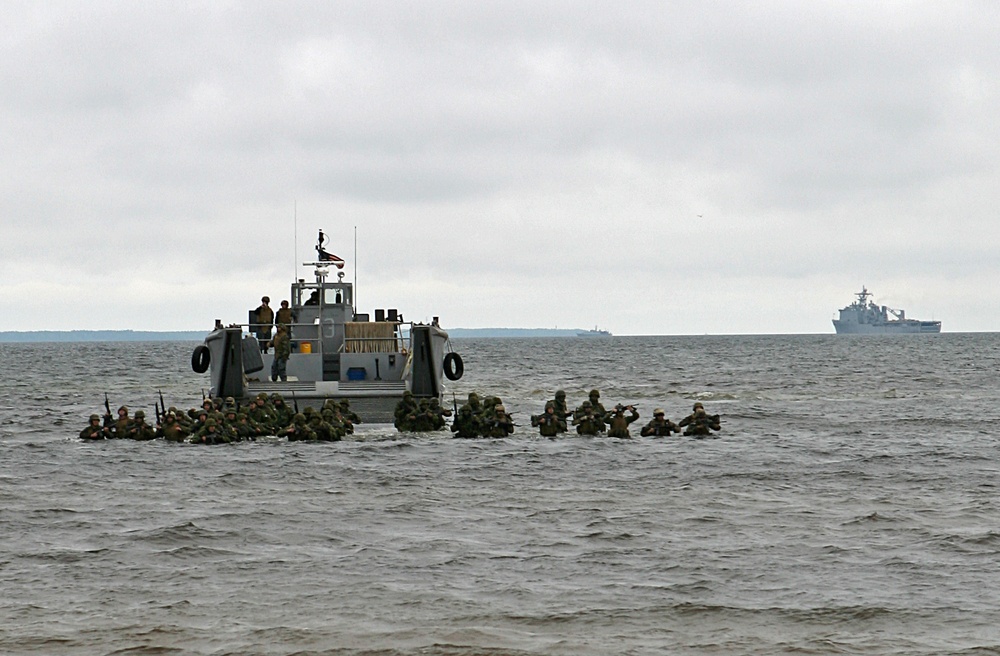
xmin=1 ymin=335 xmax=999 ymax=655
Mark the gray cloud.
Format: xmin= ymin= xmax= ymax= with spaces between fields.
xmin=2 ymin=1 xmax=998 ymax=333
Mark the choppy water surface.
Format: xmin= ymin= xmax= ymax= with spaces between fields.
xmin=2 ymin=335 xmax=1000 ymax=655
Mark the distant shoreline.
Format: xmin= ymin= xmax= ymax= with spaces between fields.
xmin=0 ymin=328 xmax=590 ymax=343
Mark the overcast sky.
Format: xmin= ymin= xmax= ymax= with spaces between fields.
xmin=2 ymin=1 xmax=997 ymax=334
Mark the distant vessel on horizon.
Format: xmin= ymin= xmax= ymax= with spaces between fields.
xmin=833 ymin=287 xmax=941 ymax=334
xmin=577 ymin=326 xmax=612 ymax=337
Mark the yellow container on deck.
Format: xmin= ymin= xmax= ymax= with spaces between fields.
xmin=299 ymin=341 xmax=312 ymax=354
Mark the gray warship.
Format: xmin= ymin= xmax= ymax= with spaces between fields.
xmin=190 ymin=230 xmax=464 ymax=422
xmin=832 ymin=287 xmax=941 ymax=334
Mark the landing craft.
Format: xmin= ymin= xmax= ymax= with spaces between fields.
xmin=190 ymin=230 xmax=464 ymax=422
xmin=832 ymin=287 xmax=941 ymax=334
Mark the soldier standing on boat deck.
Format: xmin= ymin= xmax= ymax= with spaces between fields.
xmin=275 ymin=300 xmax=293 ymax=329
xmin=271 ymin=324 xmax=290 ymax=382
xmin=254 ymin=296 xmax=275 ymax=353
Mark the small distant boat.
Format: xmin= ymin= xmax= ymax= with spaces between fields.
xmin=832 ymin=287 xmax=941 ymax=334
xmin=577 ymin=326 xmax=612 ymax=337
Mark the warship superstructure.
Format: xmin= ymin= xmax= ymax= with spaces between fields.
xmin=832 ymin=287 xmax=941 ymax=334
xmin=190 ymin=230 xmax=464 ymax=422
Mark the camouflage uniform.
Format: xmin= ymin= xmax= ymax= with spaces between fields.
xmin=678 ymin=403 xmax=721 ymax=437
xmin=159 ymin=414 xmax=190 ymax=442
xmin=532 ymin=402 xmax=565 ymax=437
xmin=586 ymin=390 xmax=608 ymax=425
xmin=270 ymin=395 xmax=294 ymax=432
xmin=275 ymin=303 xmax=293 ymax=327
xmin=451 ymin=392 xmax=483 ymax=438
xmin=482 ymin=404 xmax=514 ymax=438
xmin=271 ymin=325 xmax=291 ymax=382
xmin=79 ymin=414 xmax=107 ymax=440
xmin=282 ymin=413 xmax=317 ymax=442
xmin=254 ymin=297 xmax=274 ymax=352
xmin=572 ymin=400 xmax=603 ymax=436
xmin=551 ymin=391 xmax=571 ymax=431
xmin=111 ymin=406 xmax=131 ymax=439
xmin=394 ymin=391 xmax=419 ymax=431
xmin=126 ymin=411 xmax=156 ymax=441
xmin=606 ymin=405 xmax=639 ymax=438
xmin=192 ymin=418 xmax=230 ymax=445
xmin=640 ymin=409 xmax=680 ymax=437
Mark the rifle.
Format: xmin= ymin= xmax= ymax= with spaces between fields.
xmin=155 ymin=401 xmax=162 ymax=425
xmin=159 ymin=390 xmax=166 ymax=415
xmin=103 ymin=393 xmax=114 ymax=429
xmin=292 ymin=391 xmax=299 ymax=414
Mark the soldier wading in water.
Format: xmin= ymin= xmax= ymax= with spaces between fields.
xmin=678 ymin=402 xmax=721 ymax=437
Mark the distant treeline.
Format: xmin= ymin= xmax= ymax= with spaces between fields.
xmin=445 ymin=328 xmax=584 ymax=338
xmin=0 ymin=330 xmax=205 ymax=343
xmin=0 ymin=328 xmax=587 ymax=343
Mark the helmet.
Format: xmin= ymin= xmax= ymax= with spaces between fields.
xmin=654 ymin=408 xmax=665 ymax=416
xmin=556 ymin=390 xmax=566 ymax=398
xmin=205 ymin=418 xmax=216 ymax=428
xmin=135 ymin=410 xmax=145 ymax=419
xmin=589 ymin=389 xmax=600 ymax=399
xmin=293 ymin=413 xmax=306 ymax=424
xmin=89 ymin=414 xmax=100 ymax=422
xmin=581 ymin=400 xmax=592 ymax=408
xmin=262 ymin=296 xmax=270 ymax=303
xmin=693 ymin=402 xmax=704 ymax=410
xmin=118 ymin=405 xmax=129 ymax=414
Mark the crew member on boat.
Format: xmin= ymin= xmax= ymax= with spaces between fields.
xmin=271 ymin=324 xmax=290 ymax=382
xmin=253 ymin=296 xmax=274 ymax=353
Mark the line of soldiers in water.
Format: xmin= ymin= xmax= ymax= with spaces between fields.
xmin=392 ymin=388 xmax=721 ymax=439
xmin=79 ymin=393 xmax=361 ymax=444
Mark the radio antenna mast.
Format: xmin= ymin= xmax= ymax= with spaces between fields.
xmin=293 ymin=200 xmax=298 ymax=280
xmin=351 ymin=226 xmax=358 ymax=314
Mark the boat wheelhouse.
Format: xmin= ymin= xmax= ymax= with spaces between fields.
xmin=191 ymin=230 xmax=463 ymax=422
